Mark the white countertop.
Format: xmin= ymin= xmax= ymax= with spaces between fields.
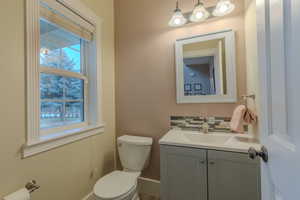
xmin=159 ymin=129 xmax=262 ymax=153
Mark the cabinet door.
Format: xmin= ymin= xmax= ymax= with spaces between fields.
xmin=208 ymin=150 xmax=261 ymax=200
xmin=160 ymin=145 xmax=207 ymax=200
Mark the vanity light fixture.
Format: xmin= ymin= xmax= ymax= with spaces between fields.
xmin=213 ymin=0 xmax=235 ymax=17
xmin=168 ymin=1 xmax=187 ymax=27
xmin=189 ymin=0 xmax=209 ymax=23
xmin=168 ymin=0 xmax=235 ymax=27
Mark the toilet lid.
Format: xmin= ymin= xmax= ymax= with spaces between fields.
xmin=118 ymin=135 xmax=153 ymax=146
xmin=94 ymin=171 xmax=138 ymax=199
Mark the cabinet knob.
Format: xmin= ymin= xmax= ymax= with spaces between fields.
xmin=200 ymin=160 xmax=206 ymax=164
xmin=209 ymin=161 xmax=215 ymax=165
xmin=248 ymin=146 xmax=268 ymax=162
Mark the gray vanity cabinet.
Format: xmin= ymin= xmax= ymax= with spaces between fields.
xmin=160 ymin=145 xmax=208 ymax=200
xmin=207 ymin=150 xmax=261 ymax=200
xmin=160 ymin=145 xmax=261 ymax=200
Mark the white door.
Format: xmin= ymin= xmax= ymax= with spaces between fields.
xmin=256 ymin=0 xmax=300 ymax=200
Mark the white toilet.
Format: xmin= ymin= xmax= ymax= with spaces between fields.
xmin=93 ymin=135 xmax=153 ymax=200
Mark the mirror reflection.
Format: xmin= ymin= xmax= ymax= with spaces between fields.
xmin=183 ymin=39 xmax=227 ymax=96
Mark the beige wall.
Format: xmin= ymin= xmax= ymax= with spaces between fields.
xmin=115 ymin=0 xmax=247 ymax=180
xmin=0 ymin=0 xmax=115 ymax=200
xmin=244 ymin=0 xmax=260 ymax=139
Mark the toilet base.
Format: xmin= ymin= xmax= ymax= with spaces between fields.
xmin=132 ymin=193 xmax=139 ymax=200
xmin=93 ymin=170 xmax=144 ymax=200
xmin=93 ymin=189 xmax=139 ymax=200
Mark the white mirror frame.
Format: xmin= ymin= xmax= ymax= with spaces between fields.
xmin=175 ymin=29 xmax=237 ymax=103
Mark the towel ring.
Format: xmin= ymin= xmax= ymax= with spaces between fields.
xmin=240 ymin=94 xmax=256 ymax=108
xmin=241 ymin=94 xmax=256 ymax=100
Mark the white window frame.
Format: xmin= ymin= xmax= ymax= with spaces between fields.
xmin=24 ymin=0 xmax=104 ymax=157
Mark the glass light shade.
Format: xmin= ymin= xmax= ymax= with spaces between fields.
xmin=189 ymin=3 xmax=210 ymax=22
xmin=168 ymin=10 xmax=187 ymax=27
xmin=213 ymin=0 xmax=235 ymax=17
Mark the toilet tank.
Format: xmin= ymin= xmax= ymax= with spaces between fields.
xmin=117 ymin=135 xmax=153 ymax=172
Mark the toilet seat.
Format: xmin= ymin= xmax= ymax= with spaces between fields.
xmin=94 ymin=171 xmax=139 ymax=200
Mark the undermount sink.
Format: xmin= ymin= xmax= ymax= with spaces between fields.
xmin=183 ymin=133 xmax=232 ymax=145
xmin=232 ymin=136 xmax=259 ymax=143
xmin=159 ymin=129 xmax=262 ymax=153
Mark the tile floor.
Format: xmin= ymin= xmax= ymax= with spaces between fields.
xmin=140 ymin=194 xmax=160 ymax=200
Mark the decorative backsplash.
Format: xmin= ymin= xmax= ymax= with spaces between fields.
xmin=170 ymin=116 xmax=248 ymax=133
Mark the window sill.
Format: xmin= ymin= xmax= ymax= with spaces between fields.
xmin=22 ymin=124 xmax=105 ymax=158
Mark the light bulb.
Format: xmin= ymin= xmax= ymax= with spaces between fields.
xmin=169 ymin=10 xmax=187 ymax=27
xmin=189 ymin=2 xmax=209 ymax=22
xmin=40 ymin=47 xmax=50 ymax=55
xmin=213 ymin=0 xmax=235 ymax=17
xmin=174 ymin=18 xmax=182 ymax=25
xmin=219 ymin=4 xmax=229 ymax=13
xmin=195 ymin=12 xmax=204 ymax=19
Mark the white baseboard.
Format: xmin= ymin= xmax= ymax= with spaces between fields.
xmin=137 ymin=177 xmax=160 ymax=198
xmin=82 ymin=192 xmax=94 ymax=200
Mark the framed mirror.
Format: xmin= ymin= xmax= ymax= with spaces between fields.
xmin=175 ymin=30 xmax=237 ymax=103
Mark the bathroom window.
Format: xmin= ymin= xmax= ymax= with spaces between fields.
xmin=39 ymin=18 xmax=87 ymax=132
xmin=24 ymin=0 xmax=104 ymax=157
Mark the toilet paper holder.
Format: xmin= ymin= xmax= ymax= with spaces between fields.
xmin=25 ymin=180 xmax=40 ymax=193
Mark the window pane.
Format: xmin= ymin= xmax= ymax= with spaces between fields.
xmin=40 ymin=73 xmax=85 ymax=129
xmin=40 ymin=73 xmax=64 ymax=100
xmin=40 ymin=102 xmax=64 ymax=129
xmin=40 ymin=101 xmax=84 ymax=129
xmin=65 ymin=77 xmax=84 ymax=100
xmin=40 ymin=19 xmax=82 ymax=73
xmin=65 ymin=102 xmax=84 ymax=125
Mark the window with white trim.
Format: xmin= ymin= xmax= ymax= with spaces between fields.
xmin=24 ymin=0 xmax=104 ymax=157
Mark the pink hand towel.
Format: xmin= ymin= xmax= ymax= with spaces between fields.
xmin=243 ymin=108 xmax=258 ymax=124
xmin=230 ymin=105 xmax=247 ymax=133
